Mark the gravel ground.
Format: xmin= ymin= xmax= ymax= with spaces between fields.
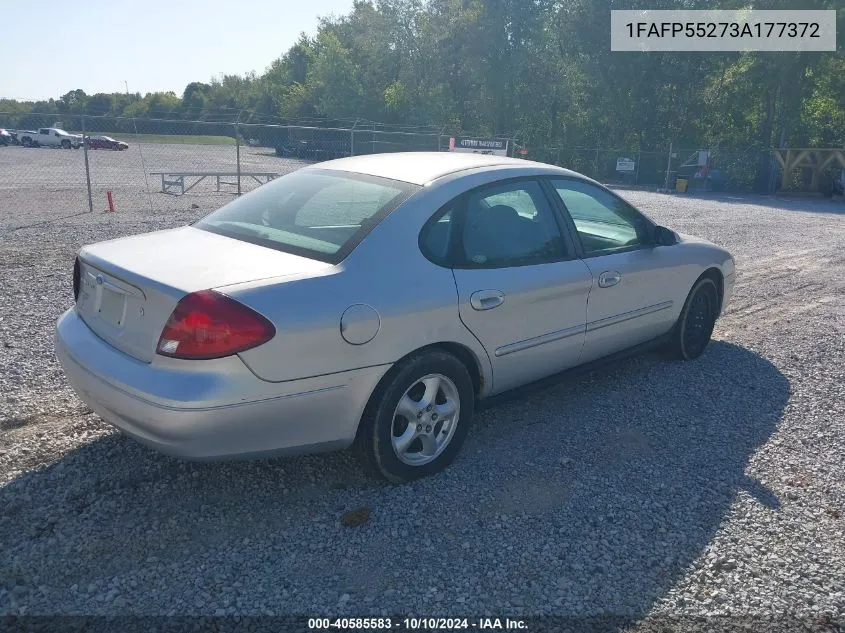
xmin=0 ymin=142 xmax=308 ymax=218
xmin=1 ymin=176 xmax=844 ymax=630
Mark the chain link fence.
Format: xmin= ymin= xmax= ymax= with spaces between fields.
xmin=524 ymin=145 xmax=780 ymax=193
xmin=0 ymin=113 xmax=466 ymax=221
xmin=0 ymin=111 xmax=793 ymax=226
xmin=0 ymin=113 xmax=92 ymax=220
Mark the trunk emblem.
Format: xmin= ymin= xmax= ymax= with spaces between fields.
xmin=96 ymin=274 xmax=104 ymax=285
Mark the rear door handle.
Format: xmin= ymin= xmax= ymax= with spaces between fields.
xmin=470 ymin=290 xmax=505 ymax=311
xmin=598 ymin=271 xmax=621 ymax=288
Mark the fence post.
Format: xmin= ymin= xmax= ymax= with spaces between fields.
xmin=81 ymin=115 xmax=94 ymax=213
xmin=635 ymin=148 xmax=641 ymax=186
xmin=556 ymin=147 xmax=561 ymax=166
xmin=595 ymin=147 xmax=600 ymax=179
xmin=663 ymin=141 xmax=673 ymax=191
xmin=235 ymin=113 xmax=242 ymax=196
xmin=350 ymin=119 xmax=358 ymax=156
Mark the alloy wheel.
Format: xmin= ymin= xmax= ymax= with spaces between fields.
xmin=391 ymin=373 xmax=460 ymax=466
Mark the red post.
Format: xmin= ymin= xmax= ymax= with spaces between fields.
xmin=106 ymin=190 xmax=115 ymax=213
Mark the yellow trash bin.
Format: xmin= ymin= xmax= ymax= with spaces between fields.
xmin=676 ymin=178 xmax=688 ymax=193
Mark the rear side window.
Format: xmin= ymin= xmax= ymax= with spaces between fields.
xmin=419 ymin=179 xmax=568 ymax=269
xmin=419 ymin=205 xmax=455 ymax=265
xmin=459 ymin=180 xmax=567 ymax=268
xmin=196 ymin=169 xmax=418 ymax=263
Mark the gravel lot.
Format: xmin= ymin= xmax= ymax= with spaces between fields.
xmin=1 ymin=156 xmax=844 ymax=630
xmin=0 ymin=142 xmax=308 ymax=218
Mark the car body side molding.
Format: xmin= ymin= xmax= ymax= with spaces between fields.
xmin=494 ymin=324 xmax=585 ymax=358
xmin=585 ymin=300 xmax=674 ymax=333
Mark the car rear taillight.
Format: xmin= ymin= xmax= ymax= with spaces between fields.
xmin=73 ymin=257 xmax=81 ymax=302
xmin=156 ymin=290 xmax=275 ymax=360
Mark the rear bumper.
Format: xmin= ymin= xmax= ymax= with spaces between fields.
xmin=55 ymin=308 xmax=389 ymax=460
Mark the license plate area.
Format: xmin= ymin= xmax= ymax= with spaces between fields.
xmin=98 ymin=287 xmax=126 ymax=327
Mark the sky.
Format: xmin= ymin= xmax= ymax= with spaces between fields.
xmin=1 ymin=0 xmax=355 ymax=101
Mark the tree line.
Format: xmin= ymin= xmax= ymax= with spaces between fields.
xmin=1 ymin=0 xmax=842 ymax=151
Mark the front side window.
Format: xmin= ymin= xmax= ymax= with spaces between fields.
xmin=195 ymin=169 xmax=418 ymax=263
xmin=458 ymin=180 xmax=566 ymax=268
xmin=550 ymin=179 xmax=652 ymax=256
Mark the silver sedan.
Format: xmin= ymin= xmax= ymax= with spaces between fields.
xmin=56 ymin=152 xmax=735 ymax=482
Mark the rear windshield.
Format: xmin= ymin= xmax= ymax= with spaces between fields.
xmin=195 ymin=169 xmax=418 ymax=263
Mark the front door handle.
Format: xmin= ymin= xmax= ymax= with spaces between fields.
xmin=598 ymin=271 xmax=621 ymax=288
xmin=470 ymin=290 xmax=505 ymax=311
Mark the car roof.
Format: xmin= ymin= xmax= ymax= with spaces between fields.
xmin=310 ymin=151 xmax=579 ymax=186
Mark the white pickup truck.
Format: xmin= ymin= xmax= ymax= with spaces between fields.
xmin=18 ymin=127 xmax=83 ymax=149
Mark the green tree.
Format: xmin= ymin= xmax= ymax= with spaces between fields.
xmin=86 ymin=93 xmax=115 ymax=116
xmin=307 ymin=31 xmax=362 ymax=118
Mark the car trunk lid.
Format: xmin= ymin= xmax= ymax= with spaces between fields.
xmin=75 ymin=226 xmax=332 ymax=362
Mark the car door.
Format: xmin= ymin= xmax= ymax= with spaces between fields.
xmin=432 ymin=178 xmax=593 ymax=394
xmin=548 ymin=177 xmax=680 ymax=364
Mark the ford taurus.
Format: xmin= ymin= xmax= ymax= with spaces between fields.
xmin=55 ymin=152 xmax=735 ymax=482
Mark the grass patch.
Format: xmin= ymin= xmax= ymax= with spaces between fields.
xmin=68 ymin=132 xmax=236 ymax=145
xmin=126 ymin=133 xmax=236 ymax=146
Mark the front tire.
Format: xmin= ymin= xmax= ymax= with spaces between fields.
xmin=61 ymin=140 xmax=71 ymax=149
xmin=664 ymin=277 xmax=719 ymax=360
xmin=356 ymin=350 xmax=474 ymax=483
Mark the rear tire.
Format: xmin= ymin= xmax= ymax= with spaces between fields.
xmin=355 ymin=350 xmax=474 ymax=483
xmin=61 ymin=140 xmax=71 ymax=149
xmin=664 ymin=277 xmax=719 ymax=361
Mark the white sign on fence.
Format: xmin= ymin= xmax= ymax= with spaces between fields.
xmin=449 ymin=137 xmax=509 ymax=156
xmin=616 ymin=157 xmax=636 ymax=172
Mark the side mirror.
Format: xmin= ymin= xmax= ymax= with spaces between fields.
xmin=652 ymin=225 xmax=677 ymax=246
